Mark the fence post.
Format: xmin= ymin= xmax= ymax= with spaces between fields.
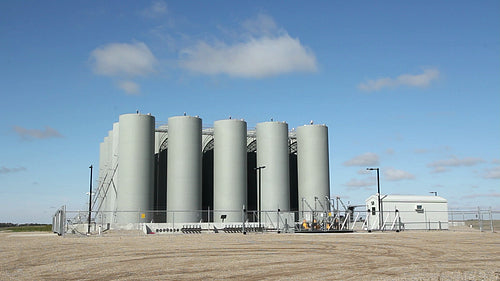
xmin=478 ymin=207 xmax=483 ymax=232
xmin=490 ymin=207 xmax=494 ymax=233
xmin=242 ymin=205 xmax=246 ymax=235
xmin=277 ymin=209 xmax=280 ymax=233
xmin=450 ymin=209 xmax=454 ymax=230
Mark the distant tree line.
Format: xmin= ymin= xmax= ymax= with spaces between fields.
xmin=0 ymin=223 xmax=50 ymax=227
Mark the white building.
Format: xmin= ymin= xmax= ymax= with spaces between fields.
xmin=365 ymin=195 xmax=448 ymax=230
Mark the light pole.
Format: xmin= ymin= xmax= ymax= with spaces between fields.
xmin=367 ymin=168 xmax=382 ymax=230
xmin=88 ymin=165 xmax=93 ymax=235
xmin=254 ymin=166 xmax=266 ymax=230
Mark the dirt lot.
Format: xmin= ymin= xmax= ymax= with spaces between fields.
xmin=0 ymin=230 xmax=499 ymax=280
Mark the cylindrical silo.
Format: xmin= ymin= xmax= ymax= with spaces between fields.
xmin=109 ymin=122 xmax=119 ymax=222
xmin=256 ymin=121 xmax=290 ymax=214
xmin=167 ymin=115 xmax=202 ymax=223
xmin=97 ymin=141 xmax=105 ymax=214
xmin=104 ymin=130 xmax=114 ymax=223
xmin=102 ymin=135 xmax=111 ymax=222
xmin=116 ymin=113 xmax=155 ymax=224
xmin=297 ymin=124 xmax=330 ymax=215
xmin=214 ymin=119 xmax=247 ymax=222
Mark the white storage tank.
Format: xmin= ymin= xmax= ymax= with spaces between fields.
xmin=256 ymin=121 xmax=290 ymax=213
xmin=97 ymin=141 xmax=105 ymax=213
xmin=103 ymin=133 xmax=113 ymax=222
xmin=213 ymin=119 xmax=247 ymax=222
xmin=116 ymin=113 xmax=155 ymax=224
xmin=167 ymin=115 xmax=202 ymax=223
xmin=297 ymin=124 xmax=330 ymax=215
xmin=109 ymin=122 xmax=119 ymax=222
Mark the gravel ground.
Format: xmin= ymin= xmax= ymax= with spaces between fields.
xmin=0 ymin=230 xmax=499 ymax=280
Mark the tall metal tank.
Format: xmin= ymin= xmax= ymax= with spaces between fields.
xmin=116 ymin=113 xmax=155 ymax=224
xmin=256 ymin=121 xmax=290 ymax=213
xmin=102 ymin=134 xmax=112 ymax=222
xmin=109 ymin=122 xmax=119 ymax=222
xmin=167 ymin=115 xmax=202 ymax=223
xmin=297 ymin=124 xmax=330 ymax=214
xmin=104 ymin=131 xmax=114 ymax=223
xmin=97 ymin=141 xmax=105 ymax=214
xmin=213 ymin=119 xmax=247 ymax=222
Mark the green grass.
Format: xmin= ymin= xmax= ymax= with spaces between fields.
xmin=0 ymin=225 xmax=52 ymax=232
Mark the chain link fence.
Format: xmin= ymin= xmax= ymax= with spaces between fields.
xmin=52 ymin=206 xmax=498 ymax=236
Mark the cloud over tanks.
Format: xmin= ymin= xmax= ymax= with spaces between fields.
xmin=343 ymin=152 xmax=379 ymax=166
xmin=117 ymin=80 xmax=141 ymax=95
xmin=358 ymin=69 xmax=440 ymax=92
xmin=178 ymin=14 xmax=317 ymax=78
xmin=384 ymin=168 xmax=415 ymax=181
xmin=179 ymin=35 xmax=317 ymax=78
xmin=0 ymin=166 xmax=27 ymax=174
xmin=427 ymin=156 xmax=485 ymax=173
xmin=13 ymin=126 xmax=63 ymax=140
xmin=344 ymin=178 xmax=375 ymax=190
xmin=90 ymin=42 xmax=157 ymax=77
xmin=89 ymin=42 xmax=158 ymax=94
xmin=483 ymin=166 xmax=500 ymax=179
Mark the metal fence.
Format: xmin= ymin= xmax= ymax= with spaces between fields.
xmin=52 ymin=206 xmax=499 ymax=236
xmin=449 ymin=208 xmax=499 ymax=232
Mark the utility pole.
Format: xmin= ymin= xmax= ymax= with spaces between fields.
xmin=254 ymin=166 xmax=266 ymax=230
xmin=88 ymin=165 xmax=93 ymax=235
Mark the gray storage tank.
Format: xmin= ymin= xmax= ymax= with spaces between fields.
xmin=213 ymin=119 xmax=247 ymax=222
xmin=167 ymin=115 xmax=202 ymax=223
xmin=297 ymin=124 xmax=330 ymax=214
xmin=103 ymin=133 xmax=113 ymax=222
xmin=256 ymin=121 xmax=290 ymax=212
xmin=109 ymin=122 xmax=119 ymax=222
xmin=97 ymin=141 xmax=105 ymax=213
xmin=116 ymin=113 xmax=155 ymax=224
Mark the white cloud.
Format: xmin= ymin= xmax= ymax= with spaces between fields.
xmin=385 ymin=148 xmax=394 ymax=155
xmin=178 ymin=14 xmax=317 ymax=78
xmin=357 ymin=169 xmax=372 ymax=175
xmin=90 ymin=42 xmax=157 ymax=77
xmin=13 ymin=126 xmax=63 ymax=140
xmin=117 ymin=81 xmax=141 ymax=95
xmin=384 ymin=168 xmax=415 ymax=181
xmin=343 ymin=152 xmax=379 ymax=167
xmin=358 ymin=68 xmax=440 ymax=92
xmin=461 ymin=192 xmax=500 ymax=199
xmin=242 ymin=13 xmax=279 ymax=36
xmin=141 ymin=1 xmax=168 ymax=18
xmin=179 ymin=35 xmax=317 ymax=78
xmin=430 ymin=166 xmax=448 ymax=174
xmin=492 ymin=159 xmax=500 ymax=164
xmin=428 ymin=156 xmax=485 ymax=169
xmin=414 ymin=148 xmax=429 ymax=154
xmin=0 ymin=166 xmax=27 ymax=174
xmin=344 ymin=178 xmax=375 ymax=190
xmin=483 ymin=166 xmax=500 ymax=179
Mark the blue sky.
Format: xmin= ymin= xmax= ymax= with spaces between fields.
xmin=1 ymin=1 xmax=499 ymax=223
